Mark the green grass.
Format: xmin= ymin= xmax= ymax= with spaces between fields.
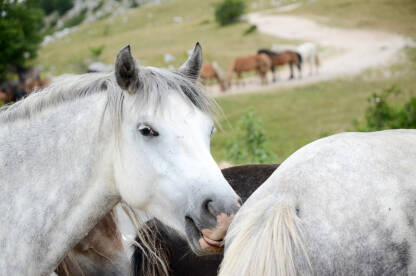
xmin=37 ymin=0 xmax=296 ymax=74
xmin=211 ymin=47 xmax=416 ymax=163
xmin=35 ymin=0 xmax=416 ymax=164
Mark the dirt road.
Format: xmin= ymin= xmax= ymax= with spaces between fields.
xmin=207 ymin=11 xmax=408 ymax=96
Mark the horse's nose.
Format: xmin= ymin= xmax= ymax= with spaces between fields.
xmin=199 ymin=196 xmax=240 ymax=241
xmin=202 ymin=197 xmax=241 ymax=219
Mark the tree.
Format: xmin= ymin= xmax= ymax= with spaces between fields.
xmin=215 ymin=0 xmax=245 ymax=26
xmin=0 ymin=0 xmax=44 ymax=81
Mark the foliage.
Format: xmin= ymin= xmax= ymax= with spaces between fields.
xmin=243 ymin=24 xmax=257 ymax=35
xmin=0 ymin=0 xmax=44 ymax=81
xmin=64 ymin=8 xmax=87 ymax=28
xmin=354 ymin=85 xmax=416 ymax=131
xmin=31 ymin=0 xmax=74 ymax=15
xmin=227 ymin=108 xmax=274 ymax=164
xmin=89 ymin=45 xmax=105 ymax=60
xmin=215 ymin=0 xmax=245 ymax=26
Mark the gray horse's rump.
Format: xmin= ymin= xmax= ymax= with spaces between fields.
xmin=222 ymin=130 xmax=416 ymax=275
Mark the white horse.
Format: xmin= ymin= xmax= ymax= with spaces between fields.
xmin=0 ymin=43 xmax=241 ymax=275
xmin=220 ymin=130 xmax=416 ymax=275
xmin=297 ymin=42 xmax=319 ymax=75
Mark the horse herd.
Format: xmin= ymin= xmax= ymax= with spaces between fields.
xmin=201 ymin=42 xmax=320 ymax=92
xmin=0 ymin=43 xmax=414 ymax=276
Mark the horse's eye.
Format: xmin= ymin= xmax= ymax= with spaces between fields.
xmin=210 ymin=126 xmax=217 ymax=136
xmin=138 ymin=125 xmax=159 ymax=137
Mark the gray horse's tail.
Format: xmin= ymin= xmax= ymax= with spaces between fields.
xmin=219 ymin=197 xmax=312 ymax=276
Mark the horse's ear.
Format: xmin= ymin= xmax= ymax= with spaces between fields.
xmin=178 ymin=42 xmax=202 ymax=82
xmin=115 ymin=45 xmax=139 ymax=94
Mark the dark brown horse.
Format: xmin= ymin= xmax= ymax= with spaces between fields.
xmin=227 ymin=54 xmax=271 ymax=88
xmin=131 ymin=164 xmax=279 ymax=276
xmin=257 ymin=49 xmax=302 ymax=81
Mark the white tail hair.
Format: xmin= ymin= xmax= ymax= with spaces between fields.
xmin=219 ymin=196 xmax=312 ymax=276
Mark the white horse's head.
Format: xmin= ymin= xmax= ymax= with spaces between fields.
xmin=112 ymin=43 xmax=240 ymax=254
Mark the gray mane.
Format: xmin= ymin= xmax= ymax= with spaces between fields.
xmin=0 ymin=67 xmax=216 ymax=124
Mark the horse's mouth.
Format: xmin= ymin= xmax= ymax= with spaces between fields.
xmin=185 ymin=216 xmax=224 ymax=254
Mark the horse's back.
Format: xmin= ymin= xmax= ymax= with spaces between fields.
xmin=201 ymin=64 xmax=216 ymax=79
xmin=297 ymin=42 xmax=317 ymax=59
xmin=239 ymin=130 xmax=416 ymax=274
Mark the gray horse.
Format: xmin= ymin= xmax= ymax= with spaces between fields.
xmin=220 ymin=130 xmax=415 ymax=275
xmin=0 ymin=43 xmax=240 ymax=275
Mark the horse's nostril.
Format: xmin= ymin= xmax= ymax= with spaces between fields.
xmin=203 ymin=199 xmax=215 ymax=216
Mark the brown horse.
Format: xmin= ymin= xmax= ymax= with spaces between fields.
xmin=23 ymin=79 xmax=50 ymax=94
xmin=0 ymin=82 xmax=27 ymax=103
xmin=227 ymin=54 xmax=271 ymax=88
xmin=55 ymin=210 xmax=130 ymax=276
xmin=200 ymin=63 xmax=227 ymax=92
xmin=257 ymin=49 xmax=302 ymax=81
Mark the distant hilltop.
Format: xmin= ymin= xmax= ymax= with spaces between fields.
xmin=42 ymin=0 xmax=167 ymax=45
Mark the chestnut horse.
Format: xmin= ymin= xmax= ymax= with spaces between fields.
xmin=257 ymin=49 xmax=302 ymax=81
xmin=200 ymin=63 xmax=227 ymax=92
xmin=131 ymin=164 xmax=279 ymax=276
xmin=227 ymin=54 xmax=271 ymax=88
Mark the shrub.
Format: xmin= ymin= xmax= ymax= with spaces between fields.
xmin=89 ymin=45 xmax=105 ymax=60
xmin=227 ymin=108 xmax=274 ymax=164
xmin=215 ymin=0 xmax=245 ymax=26
xmin=0 ymin=1 xmax=44 ymax=81
xmin=243 ymin=24 xmax=257 ymax=35
xmin=354 ymin=85 xmax=416 ymax=131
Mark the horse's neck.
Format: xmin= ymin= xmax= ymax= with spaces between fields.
xmin=0 ymin=94 xmax=119 ymax=275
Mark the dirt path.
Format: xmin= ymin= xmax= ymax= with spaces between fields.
xmin=207 ymin=11 xmax=408 ymax=96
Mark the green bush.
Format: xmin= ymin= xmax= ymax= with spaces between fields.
xmin=31 ymin=0 xmax=74 ymax=16
xmin=243 ymin=24 xmax=257 ymax=35
xmin=215 ymin=0 xmax=245 ymax=26
xmin=354 ymin=85 xmax=416 ymax=131
xmin=0 ymin=1 xmax=44 ymax=81
xmin=227 ymin=108 xmax=274 ymax=164
xmin=89 ymin=45 xmax=105 ymax=60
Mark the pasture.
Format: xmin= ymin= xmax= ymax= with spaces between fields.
xmin=33 ymin=0 xmax=416 ymax=164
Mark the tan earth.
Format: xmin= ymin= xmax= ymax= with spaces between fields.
xmin=207 ymin=10 xmax=408 ymax=96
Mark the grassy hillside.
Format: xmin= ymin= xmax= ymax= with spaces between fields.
xmin=37 ymin=0 xmax=298 ymax=75
xmin=211 ymin=0 xmax=416 ymax=163
xmin=36 ymin=0 xmax=416 ymax=164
